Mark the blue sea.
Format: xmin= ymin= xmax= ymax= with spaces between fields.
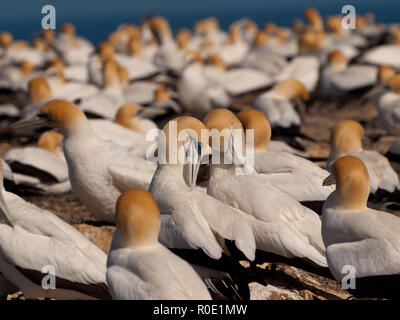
xmin=1 ymin=0 xmax=399 ymax=44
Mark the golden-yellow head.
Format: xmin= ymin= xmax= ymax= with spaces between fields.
xmin=115 ymin=189 xmax=161 ymax=247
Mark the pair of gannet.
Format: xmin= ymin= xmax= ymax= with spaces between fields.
xmin=149 ymin=116 xmax=256 ymax=261
xmin=177 ymin=53 xmax=230 ymax=118
xmin=321 ymin=50 xmax=377 ymax=96
xmin=12 ymin=100 xmax=156 ymax=222
xmin=203 ymin=54 xmax=273 ymax=96
xmin=322 ymin=156 xmax=400 ymax=298
xmin=3 ymin=131 xmax=71 ymax=195
xmin=327 ymin=120 xmax=399 ymax=196
xmin=106 ymin=189 xmax=211 ymax=300
xmin=0 ymin=161 xmax=109 ymax=299
xmin=203 ymin=109 xmax=327 ymax=266
xmin=252 ymin=79 xmax=309 ymax=133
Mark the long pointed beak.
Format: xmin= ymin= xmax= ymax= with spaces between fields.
xmin=183 ymin=136 xmax=202 ymax=189
xmin=322 ymin=174 xmax=336 ymax=186
xmin=0 ymin=190 xmax=13 ymax=226
xmin=9 ymin=116 xmax=48 ymax=129
xmin=228 ymin=132 xmax=246 ymax=166
xmin=137 ymin=107 xmax=167 ymax=119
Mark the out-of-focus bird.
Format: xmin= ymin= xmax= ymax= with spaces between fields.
xmin=327 ymin=120 xmax=399 ymax=197
xmin=252 ymin=78 xmax=309 ymax=134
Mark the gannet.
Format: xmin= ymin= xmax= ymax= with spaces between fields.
xmin=322 ymin=156 xmax=400 ymax=298
xmin=106 ymin=189 xmax=212 ymax=300
xmin=0 ymin=161 xmax=110 ymax=300
xmin=11 ymin=100 xmax=156 ymax=222
xmin=321 ymin=50 xmax=377 ymax=96
xmin=3 ymin=131 xmax=70 ymax=195
xmin=237 ymin=109 xmax=335 ymax=204
xmin=252 ymin=79 xmax=309 ymax=133
xmin=203 ymin=54 xmax=272 ymax=96
xmin=327 ymin=120 xmax=399 ymax=195
xmin=177 ymin=52 xmax=230 ymax=118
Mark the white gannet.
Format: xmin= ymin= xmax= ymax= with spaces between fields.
xmin=123 ymin=81 xmax=162 ymax=105
xmin=203 ymin=109 xmax=327 ymax=266
xmin=360 ymin=30 xmax=400 ymax=69
xmin=3 ymin=40 xmax=46 ymax=68
xmin=3 ymin=131 xmax=71 ymax=195
xmin=0 ymin=59 xmax=35 ymax=91
xmin=237 ymin=109 xmax=334 ymax=203
xmin=11 ymin=100 xmax=156 ymax=222
xmin=375 ymin=74 xmax=400 ymax=135
xmin=321 ymin=50 xmax=377 ymax=96
xmin=149 ymin=17 xmax=187 ymax=75
xmin=322 ymin=156 xmax=400 ymax=298
xmin=203 ymin=54 xmax=272 ymax=96
xmin=147 ymin=85 xmax=182 ymax=115
xmin=149 ymin=116 xmax=256 ymax=261
xmin=242 ymin=31 xmax=288 ymax=79
xmin=276 ymin=54 xmax=320 ymax=93
xmin=22 ymin=77 xmax=52 ymax=118
xmin=114 ymin=36 xmax=159 ymax=81
xmin=88 ymin=42 xmax=116 ymax=87
xmin=88 ymin=104 xmax=158 ymax=157
xmin=106 ymin=189 xmax=212 ymax=300
xmin=44 ymin=58 xmax=99 ymax=103
xmin=327 ymin=120 xmax=400 ymax=195
xmin=51 ymin=23 xmax=94 ymax=67
xmin=211 ymin=23 xmax=248 ymax=67
xmin=177 ymin=52 xmax=230 ymax=119
xmin=252 ymin=79 xmax=309 ymax=132
xmin=0 ymin=161 xmax=110 ymax=300
xmin=79 ymin=59 xmax=125 ymax=119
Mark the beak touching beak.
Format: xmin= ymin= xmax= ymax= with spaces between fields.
xmin=322 ymin=173 xmax=336 ymax=186
xmin=9 ymin=115 xmax=49 ymax=129
xmin=183 ymin=136 xmax=202 ymax=189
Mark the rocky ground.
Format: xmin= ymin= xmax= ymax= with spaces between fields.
xmin=1 ymin=90 xmax=399 ymax=300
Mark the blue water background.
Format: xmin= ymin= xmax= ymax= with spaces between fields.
xmin=0 ymin=0 xmax=399 ymax=44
